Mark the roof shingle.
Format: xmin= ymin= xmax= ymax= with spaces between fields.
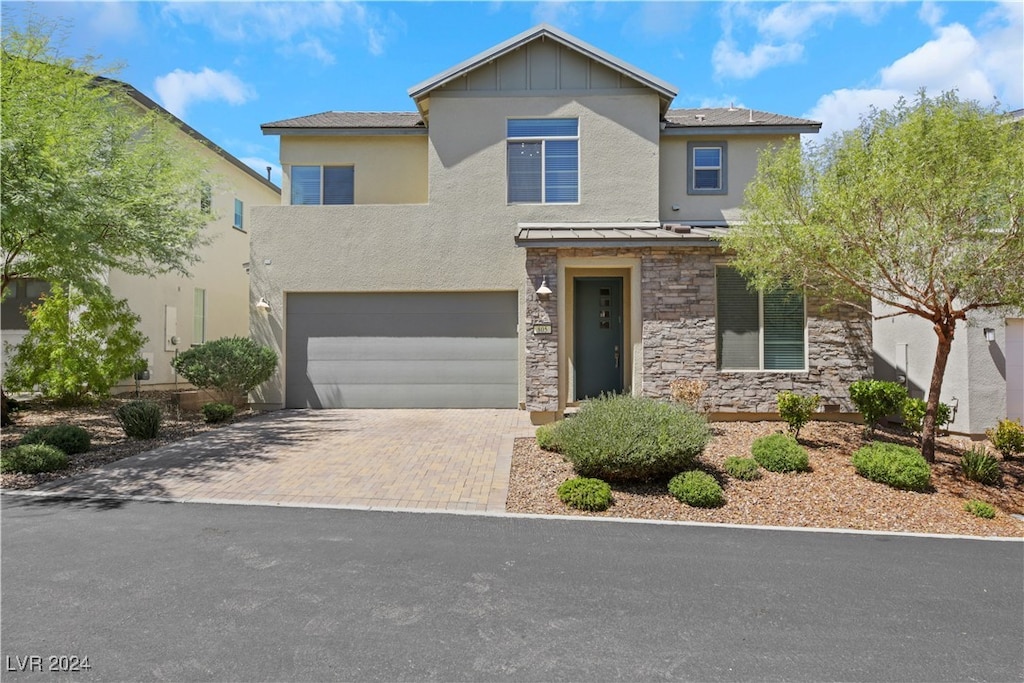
xmin=261 ymin=111 xmax=424 ymax=130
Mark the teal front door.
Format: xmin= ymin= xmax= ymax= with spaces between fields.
xmin=574 ymin=277 xmax=624 ymax=400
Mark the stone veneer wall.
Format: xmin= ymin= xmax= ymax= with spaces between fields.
xmin=522 ymin=246 xmax=872 ymax=414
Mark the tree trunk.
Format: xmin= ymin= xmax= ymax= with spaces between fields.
xmin=921 ymin=324 xmax=955 ymax=463
xmin=1 ymin=389 xmax=10 ymax=427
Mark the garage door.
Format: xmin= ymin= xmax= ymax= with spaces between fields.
xmin=285 ymin=292 xmax=518 ymax=408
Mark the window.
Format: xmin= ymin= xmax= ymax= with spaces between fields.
xmin=507 ymin=118 xmax=578 ymax=204
xmin=233 ymin=199 xmax=244 ymax=230
xmin=200 ymin=183 xmax=212 ymax=213
xmin=716 ymin=266 xmax=805 ymax=370
xmin=193 ymin=288 xmax=206 ymax=345
xmin=290 ymin=166 xmax=354 ymax=205
xmin=687 ymin=141 xmax=727 ymax=195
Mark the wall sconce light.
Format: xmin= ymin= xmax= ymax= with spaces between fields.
xmin=256 ymin=297 xmax=272 ymax=313
xmin=984 ymin=328 xmax=995 ymax=342
xmin=535 ymin=278 xmax=552 ymax=298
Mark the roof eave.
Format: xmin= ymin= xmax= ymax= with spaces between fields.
xmin=261 ymin=126 xmax=427 ymax=137
xmin=662 ymin=124 xmax=821 ymax=137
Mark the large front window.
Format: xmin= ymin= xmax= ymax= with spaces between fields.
xmin=716 ymin=266 xmax=805 ymax=370
xmin=291 ymin=165 xmax=355 ymax=205
xmin=507 ymin=118 xmax=578 ymax=204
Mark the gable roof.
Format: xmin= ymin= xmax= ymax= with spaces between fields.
xmin=663 ymin=108 xmax=821 ymax=136
xmin=407 ymin=24 xmax=679 ymax=118
xmin=262 ymin=111 xmax=425 ymax=136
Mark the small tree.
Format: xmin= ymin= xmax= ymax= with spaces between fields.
xmin=3 ymin=284 xmax=147 ymax=404
xmin=171 ymin=336 xmax=277 ymax=403
xmin=776 ymin=391 xmax=820 ymax=440
xmin=722 ymin=92 xmax=1024 ymax=461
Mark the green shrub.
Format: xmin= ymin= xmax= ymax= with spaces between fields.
xmin=556 ymin=477 xmax=613 ymax=511
xmin=851 ymin=442 xmax=931 ymax=492
xmin=963 ymin=499 xmax=996 ymax=519
xmin=751 ymin=433 xmax=810 ymax=473
xmin=776 ymin=391 xmax=820 ymax=439
xmin=960 ymin=446 xmax=1001 ymax=486
xmin=202 ymin=402 xmax=235 ymax=424
xmin=849 ymin=380 xmax=908 ymax=434
xmin=550 ymin=394 xmax=711 ymax=482
xmin=535 ymin=423 xmax=561 ymax=452
xmin=171 ymin=336 xmax=277 ymax=401
xmin=114 ymin=400 xmax=162 ymax=439
xmin=668 ymin=470 xmax=725 ymax=508
xmin=20 ymin=424 xmax=91 ymax=454
xmin=0 ymin=443 xmax=68 ymax=474
xmin=723 ymin=456 xmax=762 ymax=481
xmin=900 ymin=398 xmax=951 ymax=434
xmin=987 ymin=419 xmax=1024 ymax=459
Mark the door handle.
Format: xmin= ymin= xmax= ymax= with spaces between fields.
xmin=614 ymin=345 xmax=620 ymax=369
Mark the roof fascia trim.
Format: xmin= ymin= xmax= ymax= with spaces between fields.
xmin=261 ymin=127 xmax=427 ymax=137
xmin=662 ymin=125 xmax=821 ymax=137
xmin=515 ymin=238 xmax=721 ymax=249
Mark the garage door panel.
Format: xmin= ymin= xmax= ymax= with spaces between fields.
xmin=286 ymin=292 xmax=518 ymax=409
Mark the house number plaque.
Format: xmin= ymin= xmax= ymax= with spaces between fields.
xmin=533 ymin=324 xmax=552 ymax=335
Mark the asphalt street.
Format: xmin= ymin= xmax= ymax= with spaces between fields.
xmin=2 ymin=496 xmax=1022 ymax=682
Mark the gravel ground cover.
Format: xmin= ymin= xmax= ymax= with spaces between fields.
xmin=508 ymin=420 xmax=1024 ymax=537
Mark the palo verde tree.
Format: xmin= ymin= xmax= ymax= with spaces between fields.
xmin=1 ymin=15 xmax=213 ymax=300
xmin=721 ymin=91 xmax=1024 ymax=462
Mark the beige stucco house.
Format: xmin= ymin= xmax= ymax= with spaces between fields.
xmin=1 ymin=81 xmax=281 ymax=391
xmin=250 ymin=24 xmax=872 ymax=422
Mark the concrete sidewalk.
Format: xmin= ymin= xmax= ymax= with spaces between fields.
xmin=30 ymin=409 xmax=536 ymax=512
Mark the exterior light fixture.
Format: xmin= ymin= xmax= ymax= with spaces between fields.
xmin=535 ymin=278 xmax=552 ymax=298
xmin=984 ymin=328 xmax=995 ymax=342
xmin=256 ymin=297 xmax=272 ymax=313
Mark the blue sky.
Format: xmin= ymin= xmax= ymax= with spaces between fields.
xmin=5 ymin=1 xmax=1022 ymax=185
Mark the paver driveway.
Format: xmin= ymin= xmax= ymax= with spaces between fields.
xmin=30 ymin=410 xmax=536 ymax=512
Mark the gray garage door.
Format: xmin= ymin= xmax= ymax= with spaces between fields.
xmin=285 ymin=292 xmax=518 ymax=408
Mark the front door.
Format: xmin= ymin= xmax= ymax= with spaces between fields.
xmin=574 ymin=277 xmax=624 ymax=400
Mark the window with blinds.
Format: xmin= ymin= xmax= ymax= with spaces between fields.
xmin=687 ymin=141 xmax=728 ymax=195
xmin=233 ymin=198 xmax=244 ymax=229
xmin=716 ymin=266 xmax=805 ymax=371
xmin=290 ymin=166 xmax=354 ymax=205
xmin=507 ymin=118 xmax=578 ymax=204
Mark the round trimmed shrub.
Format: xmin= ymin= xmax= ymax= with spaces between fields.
xmin=851 ymin=442 xmax=931 ymax=492
xmin=668 ymin=470 xmax=725 ymax=508
xmin=0 ymin=444 xmax=69 ymax=474
xmin=723 ymin=456 xmax=762 ymax=481
xmin=751 ymin=433 xmax=810 ymax=473
xmin=202 ymin=402 xmax=235 ymax=424
xmin=551 ymin=394 xmax=711 ymax=482
xmin=20 ymin=424 xmax=91 ymax=455
xmin=557 ymin=477 xmax=613 ymax=511
xmin=114 ymin=400 xmax=162 ymax=439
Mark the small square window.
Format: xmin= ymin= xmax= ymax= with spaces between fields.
xmin=687 ymin=141 xmax=728 ymax=195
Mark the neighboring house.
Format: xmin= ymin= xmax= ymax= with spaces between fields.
xmin=250 ymin=24 xmax=872 ymax=422
xmin=0 ymin=80 xmax=281 ymax=391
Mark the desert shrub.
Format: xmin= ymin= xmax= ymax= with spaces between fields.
xmin=202 ymin=402 xmax=235 ymax=424
xmin=986 ymin=419 xmax=1024 ymax=459
xmin=171 ymin=336 xmax=277 ymax=402
xmin=851 ymin=442 xmax=931 ymax=492
xmin=114 ymin=400 xmax=162 ymax=439
xmin=723 ymin=456 xmax=762 ymax=481
xmin=960 ymin=445 xmax=1001 ymax=486
xmin=0 ymin=444 xmax=68 ymax=474
xmin=535 ymin=423 xmax=561 ymax=452
xmin=669 ymin=378 xmax=709 ymax=412
xmin=551 ymin=394 xmax=711 ymax=482
xmin=900 ymin=398 xmax=951 ymax=434
xmin=20 ymin=424 xmax=91 ymax=455
xmin=776 ymin=391 xmax=820 ymax=439
xmin=751 ymin=433 xmax=810 ymax=473
xmin=668 ymin=470 xmax=725 ymax=508
xmin=963 ymin=499 xmax=996 ymax=519
xmin=849 ymin=380 xmax=908 ymax=434
xmin=556 ymin=477 xmax=613 ymax=511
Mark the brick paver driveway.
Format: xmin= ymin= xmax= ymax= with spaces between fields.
xmin=31 ymin=410 xmax=536 ymax=512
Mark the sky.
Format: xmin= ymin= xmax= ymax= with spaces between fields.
xmin=4 ymin=1 xmax=1022 ymax=186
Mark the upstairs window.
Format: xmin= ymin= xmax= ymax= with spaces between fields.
xmin=193 ymin=288 xmax=206 ymax=345
xmin=716 ymin=266 xmax=805 ymax=371
xmin=507 ymin=118 xmax=578 ymax=204
xmin=687 ymin=141 xmax=728 ymax=195
xmin=200 ymin=183 xmax=212 ymax=213
xmin=233 ymin=198 xmax=244 ymax=230
xmin=291 ymin=166 xmax=355 ymax=205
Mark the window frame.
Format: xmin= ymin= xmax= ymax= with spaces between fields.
xmin=200 ymin=183 xmax=212 ymax=214
xmin=192 ymin=287 xmax=206 ymax=346
xmin=290 ymin=165 xmax=355 ymax=206
xmin=233 ymin=198 xmax=244 ymax=230
xmin=715 ymin=266 xmax=807 ymax=372
xmin=506 ymin=118 xmax=580 ymax=205
xmin=687 ymin=141 xmax=728 ymax=195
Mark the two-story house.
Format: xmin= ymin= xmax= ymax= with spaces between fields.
xmin=1 ymin=80 xmax=281 ymax=391
xmin=250 ymin=24 xmax=872 ymax=423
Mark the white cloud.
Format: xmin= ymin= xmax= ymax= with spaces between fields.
xmin=713 ymin=38 xmax=803 ymax=80
xmin=805 ymin=5 xmax=1023 ymax=139
xmin=153 ymin=68 xmax=255 ymax=119
xmin=295 ymin=38 xmax=336 ymax=65
xmin=87 ymin=2 xmax=142 ymax=42
xmin=531 ymin=1 xmax=581 ymax=29
xmin=918 ymin=2 xmax=945 ymax=28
